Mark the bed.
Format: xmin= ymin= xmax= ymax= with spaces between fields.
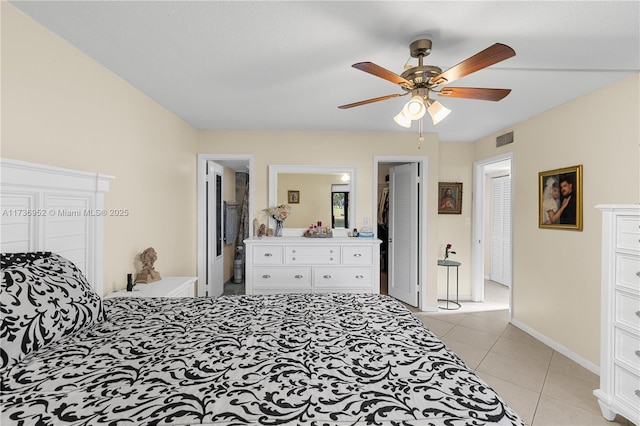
xmin=1 ymin=252 xmax=524 ymax=426
xmin=0 ymin=160 xmax=523 ymax=425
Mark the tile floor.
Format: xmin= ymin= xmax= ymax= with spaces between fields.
xmin=411 ymin=280 xmax=636 ymax=426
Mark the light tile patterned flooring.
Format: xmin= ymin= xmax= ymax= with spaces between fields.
xmin=411 ymin=281 xmax=636 ymax=426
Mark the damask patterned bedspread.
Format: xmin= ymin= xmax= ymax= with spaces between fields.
xmin=1 ymin=293 xmax=524 ymax=425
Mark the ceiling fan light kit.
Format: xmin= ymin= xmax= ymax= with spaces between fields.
xmin=339 ymin=37 xmax=516 ymax=140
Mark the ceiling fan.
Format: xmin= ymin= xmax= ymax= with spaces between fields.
xmin=338 ymin=38 xmax=516 ymax=129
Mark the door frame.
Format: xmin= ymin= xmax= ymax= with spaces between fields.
xmin=197 ymin=153 xmax=254 ymax=296
xmin=373 ymin=155 xmax=428 ymax=311
xmin=471 ymin=152 xmax=513 ymax=309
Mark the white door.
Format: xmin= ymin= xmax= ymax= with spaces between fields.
xmin=388 ymin=163 xmax=419 ymax=306
xmin=207 ymin=162 xmax=224 ymax=296
xmin=490 ymin=175 xmax=512 ymax=286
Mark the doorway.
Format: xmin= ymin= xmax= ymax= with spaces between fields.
xmin=197 ymin=154 xmax=254 ymax=297
xmin=471 ymin=153 xmax=513 ymax=313
xmin=374 ymin=156 xmax=428 ymax=310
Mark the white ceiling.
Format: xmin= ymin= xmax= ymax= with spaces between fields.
xmin=11 ymin=1 xmax=639 ymax=142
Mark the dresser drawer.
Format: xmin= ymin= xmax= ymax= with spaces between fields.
xmin=617 ymin=216 xmax=640 ymax=252
xmin=614 ymin=327 xmax=640 ymax=371
xmin=315 ymin=287 xmax=373 ymax=294
xmin=286 ymin=245 xmax=340 ymax=265
xmin=252 ymin=288 xmax=305 ymax=295
xmin=613 ymin=364 xmax=640 ymax=410
xmin=616 ymin=253 xmax=640 ymax=292
xmin=314 ymin=266 xmax=373 ymax=288
xmin=615 ymin=291 xmax=640 ymax=330
xmin=342 ymin=245 xmax=374 ymax=265
xmin=253 ymin=266 xmax=312 ymax=287
xmin=253 ymin=245 xmax=284 ymax=265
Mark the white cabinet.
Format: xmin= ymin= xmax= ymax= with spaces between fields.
xmin=105 ymin=276 xmax=197 ymax=298
xmin=594 ymin=205 xmax=640 ymax=425
xmin=244 ymin=237 xmax=381 ymax=294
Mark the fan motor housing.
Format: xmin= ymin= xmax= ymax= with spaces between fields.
xmin=401 ymin=65 xmax=443 ymax=88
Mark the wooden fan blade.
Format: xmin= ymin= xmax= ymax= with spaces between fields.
xmin=352 ymin=62 xmax=412 ymax=87
xmin=438 ymin=87 xmax=512 ymax=101
xmin=338 ymin=93 xmax=404 ymax=109
xmin=431 ymin=43 xmax=516 ymax=87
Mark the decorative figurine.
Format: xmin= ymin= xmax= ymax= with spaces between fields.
xmin=135 ymin=247 xmax=161 ymax=284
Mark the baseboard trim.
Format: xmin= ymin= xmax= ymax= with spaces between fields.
xmin=511 ymin=319 xmax=599 ymax=375
xmin=421 ymin=304 xmax=439 ymax=312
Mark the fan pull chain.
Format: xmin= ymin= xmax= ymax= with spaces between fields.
xmin=418 ymin=117 xmax=424 ymax=149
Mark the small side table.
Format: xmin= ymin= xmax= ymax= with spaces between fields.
xmin=437 ymin=259 xmax=461 ymax=310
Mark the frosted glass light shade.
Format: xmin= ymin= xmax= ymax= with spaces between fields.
xmin=393 ymin=111 xmax=412 ymax=128
xmin=427 ymin=100 xmax=451 ymax=125
xmin=402 ymin=96 xmax=426 ymax=120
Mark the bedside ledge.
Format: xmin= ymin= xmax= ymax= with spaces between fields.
xmin=105 ymin=276 xmax=197 ymax=298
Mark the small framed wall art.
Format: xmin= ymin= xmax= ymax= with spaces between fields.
xmin=538 ymin=165 xmax=583 ymax=231
xmin=438 ymin=182 xmax=462 ymax=214
xmin=287 ymin=190 xmax=300 ymax=204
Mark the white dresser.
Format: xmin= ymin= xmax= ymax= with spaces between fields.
xmin=244 ymin=237 xmax=381 ymax=295
xmin=105 ymin=276 xmax=197 ymax=298
xmin=594 ymin=205 xmax=640 ymax=424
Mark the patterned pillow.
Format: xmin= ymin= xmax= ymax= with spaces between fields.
xmin=0 ymin=253 xmax=104 ymax=371
xmin=1 ymin=251 xmax=52 ymax=269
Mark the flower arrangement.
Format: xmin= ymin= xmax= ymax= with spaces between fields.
xmin=263 ymin=204 xmax=292 ymax=221
xmin=263 ymin=204 xmax=292 ymax=237
xmin=443 ymin=243 xmax=456 ymax=261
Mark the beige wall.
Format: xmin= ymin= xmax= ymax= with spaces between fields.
xmin=437 ymin=143 xmax=475 ymax=298
xmin=474 ymin=73 xmax=640 ymax=366
xmin=1 ymin=3 xmax=199 ymax=294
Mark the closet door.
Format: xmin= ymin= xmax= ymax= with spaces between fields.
xmin=388 ymin=163 xmax=419 ymax=306
xmin=490 ymin=176 xmax=512 ymax=286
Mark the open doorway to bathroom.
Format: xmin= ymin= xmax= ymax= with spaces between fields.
xmin=197 ymin=154 xmax=253 ymax=297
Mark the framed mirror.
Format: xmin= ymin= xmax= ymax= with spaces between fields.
xmin=268 ymin=165 xmax=356 ymax=235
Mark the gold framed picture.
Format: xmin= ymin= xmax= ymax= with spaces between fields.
xmin=438 ymin=182 xmax=462 ymax=214
xmin=287 ymin=190 xmax=300 ymax=204
xmin=538 ymin=165 xmax=583 ymax=231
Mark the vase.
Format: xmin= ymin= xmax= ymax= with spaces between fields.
xmin=274 ymin=220 xmax=284 ymax=237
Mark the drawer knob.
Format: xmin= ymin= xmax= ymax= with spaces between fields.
xmin=262 ymin=274 xmax=271 ymax=279
xmin=323 ymin=275 xmax=332 ymax=279
xmin=636 ymin=390 xmax=640 ymax=398
xmin=330 ymin=250 xmax=334 ymax=253
xmin=295 ymin=275 xmax=303 ymax=279
xmin=353 ymin=253 xmax=362 ymax=257
xmin=636 ymin=271 xmax=640 ymax=277
xmin=635 ymin=350 xmax=640 ymax=358
xmin=355 ymin=275 xmax=364 ymax=279
xmin=636 ymin=311 xmax=640 ymax=318
xmin=264 ymin=253 xmax=273 ymax=257
xmin=292 ymin=249 xmax=296 ymax=253
xmin=292 ymin=257 xmax=296 ymax=261
xmin=330 ymin=258 xmax=334 ymax=261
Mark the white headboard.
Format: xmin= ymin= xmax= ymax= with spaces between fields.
xmin=1 ymin=158 xmax=114 ymax=296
